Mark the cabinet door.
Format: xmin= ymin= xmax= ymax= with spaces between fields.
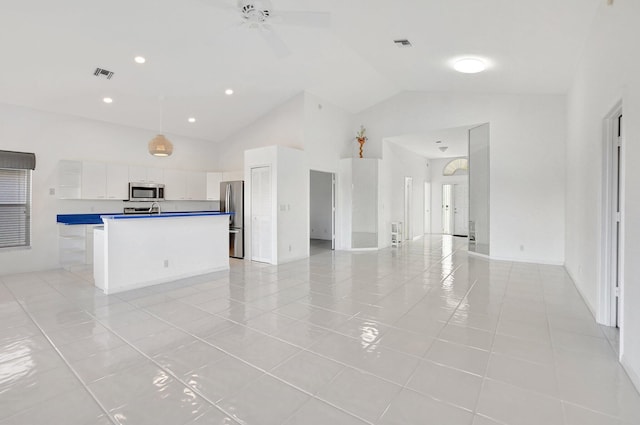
xmin=106 ymin=164 xmax=129 ymax=200
xmin=128 ymin=166 xmax=163 ymax=183
xmin=163 ymin=169 xmax=188 ymax=200
xmin=187 ymin=171 xmax=207 ymax=200
xmin=81 ymin=161 xmax=107 ymax=199
xmin=58 ymin=160 xmax=82 ymax=199
xmin=146 ymin=167 xmax=164 ymax=184
xmin=128 ymin=166 xmax=147 ymax=183
xmin=206 ymin=172 xmax=223 ymax=201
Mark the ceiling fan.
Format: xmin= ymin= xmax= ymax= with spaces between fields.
xmin=212 ymin=0 xmax=331 ymax=57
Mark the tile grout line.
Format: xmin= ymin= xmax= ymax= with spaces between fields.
xmin=468 ymin=260 xmax=511 ymax=424
xmin=4 ymin=278 xmax=120 ymax=425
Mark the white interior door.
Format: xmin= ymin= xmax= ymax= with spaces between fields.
xmin=453 ymin=183 xmax=469 ymax=236
xmin=404 ymin=177 xmax=413 ymax=240
xmin=442 ymin=184 xmax=452 ymax=234
xmin=424 ymin=182 xmax=431 ymax=234
xmin=251 ymin=166 xmax=272 ymax=263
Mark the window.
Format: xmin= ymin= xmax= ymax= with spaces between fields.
xmin=0 ymin=151 xmax=35 ymax=249
xmin=443 ymin=158 xmax=469 ymax=176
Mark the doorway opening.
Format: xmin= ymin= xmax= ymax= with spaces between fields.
xmin=601 ymin=103 xmax=623 ymax=354
xmin=310 ymin=170 xmax=335 ymax=255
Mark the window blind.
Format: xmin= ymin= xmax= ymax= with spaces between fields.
xmin=0 ymin=168 xmax=31 ymax=248
xmin=0 ymin=150 xmax=36 ymax=170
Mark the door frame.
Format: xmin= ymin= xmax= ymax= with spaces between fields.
xmin=453 ymin=183 xmax=469 ymax=237
xmin=424 ymin=181 xmax=431 ymax=234
xmin=309 ymin=169 xmax=336 ymax=250
xmin=250 ymin=165 xmax=274 ymax=264
xmin=600 ymin=101 xmax=624 ymax=336
xmin=404 ymin=177 xmax=413 ymax=240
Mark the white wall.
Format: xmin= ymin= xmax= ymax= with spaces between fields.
xmin=355 ymin=92 xmax=566 ymax=264
xmin=0 ymin=103 xmax=219 ymax=275
xmin=277 ymin=147 xmax=309 ymax=262
xmin=244 ymin=145 xmax=309 ymax=265
xmin=429 ymin=157 xmax=468 ymax=235
xmin=303 ymin=93 xmax=354 ymax=173
xmin=565 ymin=1 xmax=640 ymax=390
xmin=218 ymin=94 xmax=305 ymax=173
xmin=310 ymin=170 xmax=333 ymax=241
xmin=220 ymin=92 xmax=353 ymax=251
xmin=379 ymin=142 xmax=430 ymax=245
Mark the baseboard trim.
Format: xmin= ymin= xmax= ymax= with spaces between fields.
xmin=621 ymin=355 xmax=640 ymax=393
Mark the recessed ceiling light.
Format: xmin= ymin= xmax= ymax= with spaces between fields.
xmin=102 ymin=97 xmax=113 ymax=104
xmin=188 ymin=117 xmax=196 ymax=123
xmin=225 ymin=89 xmax=234 ymax=96
xmin=134 ymin=56 xmax=146 ymax=64
xmin=454 ymin=58 xmax=486 ymax=74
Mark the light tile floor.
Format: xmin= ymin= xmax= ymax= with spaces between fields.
xmin=1 ymin=236 xmax=638 ymax=425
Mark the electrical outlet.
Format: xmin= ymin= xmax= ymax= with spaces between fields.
xmin=289 ymin=244 xmax=292 ymax=252
xmin=520 ymin=245 xmax=524 ymax=251
xmin=49 ymin=188 xmax=55 ymax=196
xmin=164 ymin=259 xmax=169 ymax=268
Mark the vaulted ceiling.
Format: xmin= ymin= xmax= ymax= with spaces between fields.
xmin=0 ymin=0 xmax=600 ymax=143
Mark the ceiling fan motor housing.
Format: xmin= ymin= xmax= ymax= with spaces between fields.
xmin=239 ymin=0 xmax=272 ymax=25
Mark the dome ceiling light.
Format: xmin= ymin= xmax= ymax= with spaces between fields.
xmin=454 ymin=58 xmax=487 ymax=74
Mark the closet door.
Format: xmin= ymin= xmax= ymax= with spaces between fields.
xmin=251 ymin=166 xmax=273 ymax=263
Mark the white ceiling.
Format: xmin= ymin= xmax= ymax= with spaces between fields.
xmin=387 ymin=125 xmax=476 ymax=159
xmin=0 ymin=0 xmax=600 ymax=143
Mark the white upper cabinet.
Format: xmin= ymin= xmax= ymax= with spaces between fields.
xmin=81 ymin=161 xmax=107 ymax=199
xmin=59 ymin=160 xmax=216 ymax=202
xmin=206 ymin=172 xmax=223 ymax=201
xmin=81 ymin=161 xmax=129 ymax=200
xmin=146 ymin=167 xmax=164 ymax=184
xmin=163 ymin=169 xmax=188 ymax=200
xmin=129 ymin=166 xmax=164 ymax=183
xmin=58 ymin=160 xmax=82 ymax=199
xmin=187 ymin=171 xmax=207 ymax=201
xmin=164 ymin=169 xmax=207 ymax=201
xmin=106 ymin=164 xmax=129 ymax=200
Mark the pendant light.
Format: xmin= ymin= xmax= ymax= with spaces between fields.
xmin=149 ymin=96 xmax=173 ymax=157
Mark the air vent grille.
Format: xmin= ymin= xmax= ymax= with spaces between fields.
xmin=393 ymin=39 xmax=412 ymax=47
xmin=93 ymin=68 xmax=114 ymax=79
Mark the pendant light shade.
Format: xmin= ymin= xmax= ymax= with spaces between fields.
xmin=149 ymin=96 xmax=173 ymax=157
xmin=148 ymin=134 xmax=173 ymax=157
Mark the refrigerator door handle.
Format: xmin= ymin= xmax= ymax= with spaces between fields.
xmin=225 ymin=184 xmax=230 ymax=213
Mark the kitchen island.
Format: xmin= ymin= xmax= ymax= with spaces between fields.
xmin=94 ymin=212 xmax=231 ymax=294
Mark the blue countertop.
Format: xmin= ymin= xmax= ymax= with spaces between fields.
xmin=101 ymin=212 xmax=232 ymax=220
xmin=57 ymin=211 xmax=229 ymax=225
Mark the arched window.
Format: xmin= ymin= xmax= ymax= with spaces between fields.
xmin=443 ymin=158 xmax=468 ymax=176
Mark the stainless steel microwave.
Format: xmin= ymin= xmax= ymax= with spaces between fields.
xmin=128 ymin=182 xmax=164 ymax=201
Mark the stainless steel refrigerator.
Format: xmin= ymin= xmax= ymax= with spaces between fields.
xmin=220 ymin=180 xmax=244 ymax=258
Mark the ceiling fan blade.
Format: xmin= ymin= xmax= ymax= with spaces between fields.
xmin=272 ymin=10 xmax=331 ymax=28
xmin=260 ymin=27 xmax=291 ymax=58
xmin=199 ymin=0 xmax=236 ymax=11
